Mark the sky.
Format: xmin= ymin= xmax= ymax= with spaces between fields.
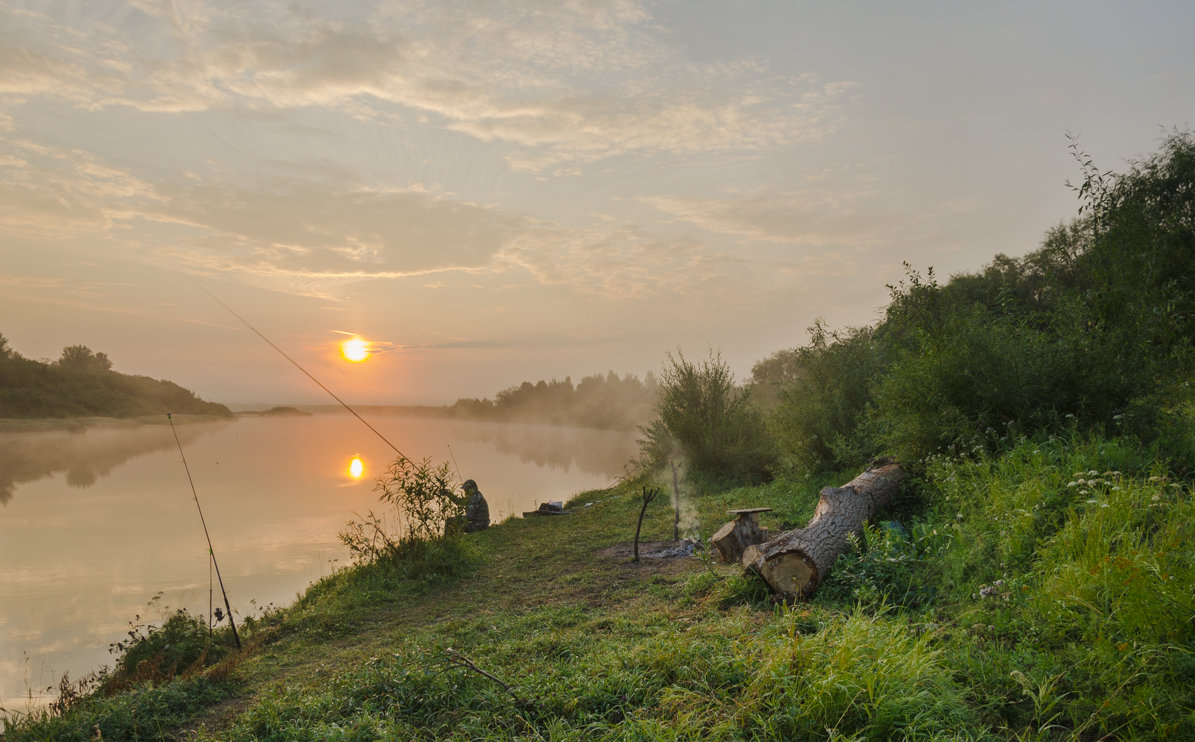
xmin=1 ymin=1 xmax=1193 ymax=406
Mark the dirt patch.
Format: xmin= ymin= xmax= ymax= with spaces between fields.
xmin=597 ymin=539 xmax=703 ymax=561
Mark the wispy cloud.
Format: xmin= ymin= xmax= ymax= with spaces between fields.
xmin=639 ymin=188 xmax=900 ymax=248
xmin=0 ymin=1 xmax=855 ymax=170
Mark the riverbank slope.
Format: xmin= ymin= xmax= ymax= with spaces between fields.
xmin=5 ymin=432 xmax=1192 ymax=739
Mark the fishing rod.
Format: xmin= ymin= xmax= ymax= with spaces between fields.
xmin=167 ymin=413 xmax=241 ymax=650
xmin=447 ymin=443 xmax=464 ymax=483
xmin=190 ymin=277 xmax=412 ymax=464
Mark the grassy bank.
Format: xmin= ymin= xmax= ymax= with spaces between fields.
xmin=5 ymin=433 xmax=1191 ymax=740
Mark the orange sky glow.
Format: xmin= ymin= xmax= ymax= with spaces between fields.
xmin=1 ymin=2 xmax=1192 ymax=405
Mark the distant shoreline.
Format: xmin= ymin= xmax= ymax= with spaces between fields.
xmin=0 ymin=414 xmax=233 ymax=432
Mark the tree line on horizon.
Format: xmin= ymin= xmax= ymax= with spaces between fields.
xmin=443 ymin=370 xmax=660 ymax=431
xmin=0 ymin=335 xmax=232 ymax=419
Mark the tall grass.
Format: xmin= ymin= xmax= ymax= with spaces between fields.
xmin=919 ymin=436 xmax=1195 ymax=737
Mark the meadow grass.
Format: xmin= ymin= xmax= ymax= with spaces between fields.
xmin=4 ymin=435 xmax=1192 ymax=740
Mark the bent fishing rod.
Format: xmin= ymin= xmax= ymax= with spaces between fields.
xmin=167 ymin=413 xmax=241 ymax=649
xmin=190 ymin=278 xmax=412 ymax=464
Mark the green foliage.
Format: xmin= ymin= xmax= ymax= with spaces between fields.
xmin=871 ymin=302 xmax=1072 ymax=463
xmin=339 ymin=456 xmax=476 ymax=585
xmin=102 ymin=608 xmax=232 ymax=694
xmin=10 ymin=433 xmax=1193 ymax=740
xmin=768 ymin=320 xmax=884 ymax=473
xmin=56 ymin=345 xmax=113 ymax=374
xmin=914 ymin=437 xmax=1195 ymax=737
xmin=639 ymin=350 xmax=776 ymax=486
xmin=766 ymin=131 xmax=1195 ymax=471
xmin=3 ymin=675 xmax=234 ymax=742
xmin=819 ymin=521 xmax=951 ymax=611
xmin=2 ymin=601 xmax=239 ymax=742
xmin=374 ymin=456 xmax=461 ymax=543
xmin=0 ymin=336 xmax=231 ymax=419
xmin=736 ymin=609 xmax=979 ymax=739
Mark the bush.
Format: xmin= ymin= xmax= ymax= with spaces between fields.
xmin=819 ymin=521 xmax=951 ymax=611
xmin=768 ymin=321 xmax=884 ymax=473
xmin=101 ymin=608 xmax=233 ymax=694
xmin=638 ymin=350 xmax=776 ymax=486
xmin=762 ymin=132 xmax=1195 ymax=469
xmin=339 ymin=456 xmax=475 ymax=584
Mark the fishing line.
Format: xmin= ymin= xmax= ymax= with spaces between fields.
xmin=447 ymin=443 xmax=464 ymax=483
xmin=168 ymin=413 xmax=241 ymax=649
xmin=190 ymin=277 xmax=411 ymax=463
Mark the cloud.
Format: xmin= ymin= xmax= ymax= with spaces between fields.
xmin=0 ymin=129 xmax=522 ymax=296
xmin=0 ymin=1 xmax=856 ymax=169
xmin=0 ymin=134 xmax=158 ymax=237
xmin=498 ymin=224 xmax=723 ymax=301
xmin=147 ymin=180 xmax=523 ymax=278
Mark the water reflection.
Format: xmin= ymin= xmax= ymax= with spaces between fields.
xmin=347 ymin=455 xmax=365 ymax=480
xmin=0 ymin=420 xmax=228 ymax=505
xmin=454 ymin=420 xmax=638 ymax=481
xmin=0 ymin=413 xmax=636 ymax=712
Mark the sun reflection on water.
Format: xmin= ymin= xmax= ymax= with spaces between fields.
xmin=347 ymin=455 xmax=365 ymax=480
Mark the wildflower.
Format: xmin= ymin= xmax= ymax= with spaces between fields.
xmin=1067 ymin=481 xmax=1079 ymax=488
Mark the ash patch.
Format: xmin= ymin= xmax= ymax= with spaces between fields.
xmin=597 ymin=538 xmax=703 ymax=560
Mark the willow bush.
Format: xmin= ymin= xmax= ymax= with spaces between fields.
xmin=638 ymin=350 xmax=775 ymax=487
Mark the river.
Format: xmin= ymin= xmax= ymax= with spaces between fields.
xmin=0 ymin=412 xmax=637 ymax=712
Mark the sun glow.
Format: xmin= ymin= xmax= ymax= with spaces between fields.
xmin=347 ymin=456 xmax=365 ymax=480
xmin=341 ymin=337 xmax=370 ymax=362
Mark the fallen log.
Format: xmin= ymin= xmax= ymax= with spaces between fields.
xmin=742 ymin=462 xmax=904 ymax=601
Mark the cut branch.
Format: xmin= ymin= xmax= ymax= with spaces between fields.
xmin=743 ymin=462 xmax=904 ymax=601
xmin=443 ymin=649 xmax=535 ymax=709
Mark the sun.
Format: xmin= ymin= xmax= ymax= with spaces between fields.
xmin=347 ymin=456 xmax=365 ymax=480
xmin=341 ymin=337 xmax=371 ymax=362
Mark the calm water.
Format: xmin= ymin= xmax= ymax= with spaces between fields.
xmin=0 ymin=413 xmax=636 ymax=710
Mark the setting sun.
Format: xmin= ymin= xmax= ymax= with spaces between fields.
xmin=347 ymin=456 xmax=365 ymax=479
xmin=341 ymin=337 xmax=370 ymax=362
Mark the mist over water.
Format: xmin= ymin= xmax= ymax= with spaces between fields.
xmin=0 ymin=421 xmax=228 ymax=504
xmin=0 ymin=413 xmax=635 ymax=711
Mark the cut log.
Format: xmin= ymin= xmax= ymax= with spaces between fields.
xmin=742 ymin=463 xmax=904 ymax=601
xmin=709 ymin=508 xmax=772 ymax=563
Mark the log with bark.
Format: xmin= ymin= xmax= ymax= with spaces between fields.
xmin=742 ymin=462 xmax=904 ymax=601
xmin=709 ymin=508 xmax=772 ymax=563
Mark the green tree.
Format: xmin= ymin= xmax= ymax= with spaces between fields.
xmin=56 ymin=345 xmax=113 ymax=374
xmin=770 ymin=321 xmax=884 ymax=473
xmin=639 ymin=350 xmax=775 ymax=486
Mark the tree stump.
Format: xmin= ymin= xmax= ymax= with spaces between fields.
xmin=709 ymin=508 xmax=772 ymax=563
xmin=743 ymin=463 xmax=904 ymax=601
